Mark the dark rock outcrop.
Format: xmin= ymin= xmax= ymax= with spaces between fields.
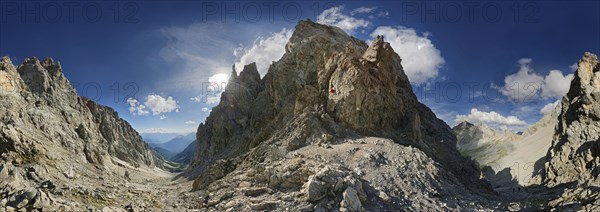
xmin=192 ymin=62 xmax=264 ymax=167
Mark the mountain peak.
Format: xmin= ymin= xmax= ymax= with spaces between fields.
xmin=1 ymin=56 xmax=12 ymax=64
xmin=191 ymin=20 xmax=480 ymax=205
xmin=545 ymin=51 xmax=600 ymax=187
xmin=1 ymin=56 xmax=17 ymax=75
xmin=566 ymin=52 xmax=599 ymax=100
xmin=285 ymin=20 xmax=362 ymax=54
xmin=453 ymin=121 xmax=474 ymax=130
xmin=238 ymin=62 xmax=260 ymax=83
xmin=362 ymin=35 xmax=388 ymax=62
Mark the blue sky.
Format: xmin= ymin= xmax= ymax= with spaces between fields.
xmin=1 ymin=0 xmax=599 ymax=133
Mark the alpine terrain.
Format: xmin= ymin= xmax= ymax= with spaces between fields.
xmin=1 ymin=20 xmax=599 ymax=211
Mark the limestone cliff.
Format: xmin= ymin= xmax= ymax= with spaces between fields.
xmin=191 ymin=21 xmax=469 ymax=174
xmin=0 ymin=56 xmax=162 ymax=210
xmin=186 ymin=20 xmax=490 ymax=211
xmin=544 ymin=52 xmax=600 ymax=187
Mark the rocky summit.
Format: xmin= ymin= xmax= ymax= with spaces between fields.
xmin=0 ymin=20 xmax=599 ymax=211
xmin=183 ymin=20 xmax=493 ymax=211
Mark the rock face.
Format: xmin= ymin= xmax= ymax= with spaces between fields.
xmin=187 ymin=20 xmax=491 ymax=211
xmin=0 ymin=56 xmax=162 ymax=210
xmin=192 ymin=62 xmax=263 ymax=167
xmin=544 ymin=52 xmax=600 ymax=187
xmin=538 ymin=52 xmax=600 ymax=209
xmin=191 ymin=20 xmax=470 ymax=173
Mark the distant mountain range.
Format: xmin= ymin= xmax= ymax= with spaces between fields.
xmin=171 ymin=140 xmax=196 ymax=164
xmin=146 ymin=133 xmax=195 ymax=160
xmin=141 ymin=132 xmax=185 ymax=143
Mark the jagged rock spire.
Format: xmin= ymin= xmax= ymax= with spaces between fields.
xmin=544 ymin=52 xmax=600 ymax=187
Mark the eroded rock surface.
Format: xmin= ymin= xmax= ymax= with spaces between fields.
xmin=186 ymin=20 xmax=493 ymax=211
xmin=0 ymin=56 xmax=164 ymax=210
xmin=543 ymin=52 xmax=600 ymax=208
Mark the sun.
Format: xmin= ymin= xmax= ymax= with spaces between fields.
xmin=208 ymin=73 xmax=229 ymax=90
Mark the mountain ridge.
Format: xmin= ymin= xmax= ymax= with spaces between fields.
xmin=0 ymin=56 xmax=165 ymax=210
xmin=183 ymin=20 xmax=492 ymax=211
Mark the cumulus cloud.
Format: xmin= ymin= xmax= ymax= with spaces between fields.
xmin=233 ymin=28 xmax=292 ymax=77
xmin=127 ymin=98 xmax=149 ymax=116
xmin=159 ymin=115 xmax=167 ymax=120
xmin=185 ymin=120 xmax=196 ymax=125
xmin=145 ymin=95 xmax=179 ymax=115
xmin=128 ymin=95 xmax=179 ymax=116
xmin=513 ymin=105 xmax=535 ymax=117
xmin=496 ymin=58 xmax=574 ymax=102
xmin=455 ymin=108 xmax=527 ymax=130
xmin=497 ymin=58 xmax=544 ymax=102
xmin=370 ymin=26 xmax=445 ymax=85
xmin=317 ymin=6 xmax=371 ymax=34
xmin=541 ymin=70 xmax=573 ymax=99
xmin=540 ymin=100 xmax=560 ymax=115
xmin=201 ymin=107 xmax=212 ymax=113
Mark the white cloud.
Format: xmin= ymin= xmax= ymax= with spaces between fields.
xmin=190 ymin=94 xmax=220 ymax=105
xmin=496 ymin=58 xmax=543 ymax=102
xmin=185 ymin=120 xmax=196 ymax=125
xmin=513 ymin=105 xmax=535 ymax=117
xmin=496 ymin=58 xmax=574 ymax=102
xmin=351 ymin=6 xmax=376 ymax=15
xmin=127 ymin=98 xmax=149 ymax=116
xmin=206 ymin=96 xmax=220 ymax=105
xmin=139 ymin=95 xmax=180 ymax=115
xmin=317 ymin=6 xmax=371 ymax=34
xmin=541 ymin=70 xmax=573 ymax=99
xmin=234 ymin=28 xmax=292 ymax=77
xmin=201 ymin=107 xmax=212 ymax=113
xmin=455 ymin=108 xmax=527 ymax=130
xmin=190 ymin=96 xmax=201 ymax=102
xmin=370 ymin=26 xmax=445 ymax=85
xmin=188 ymin=72 xmax=228 ymax=105
xmin=127 ymin=94 xmax=179 ymax=117
xmin=540 ymin=100 xmax=560 ymax=115
xmin=376 ymin=11 xmax=390 ymax=17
